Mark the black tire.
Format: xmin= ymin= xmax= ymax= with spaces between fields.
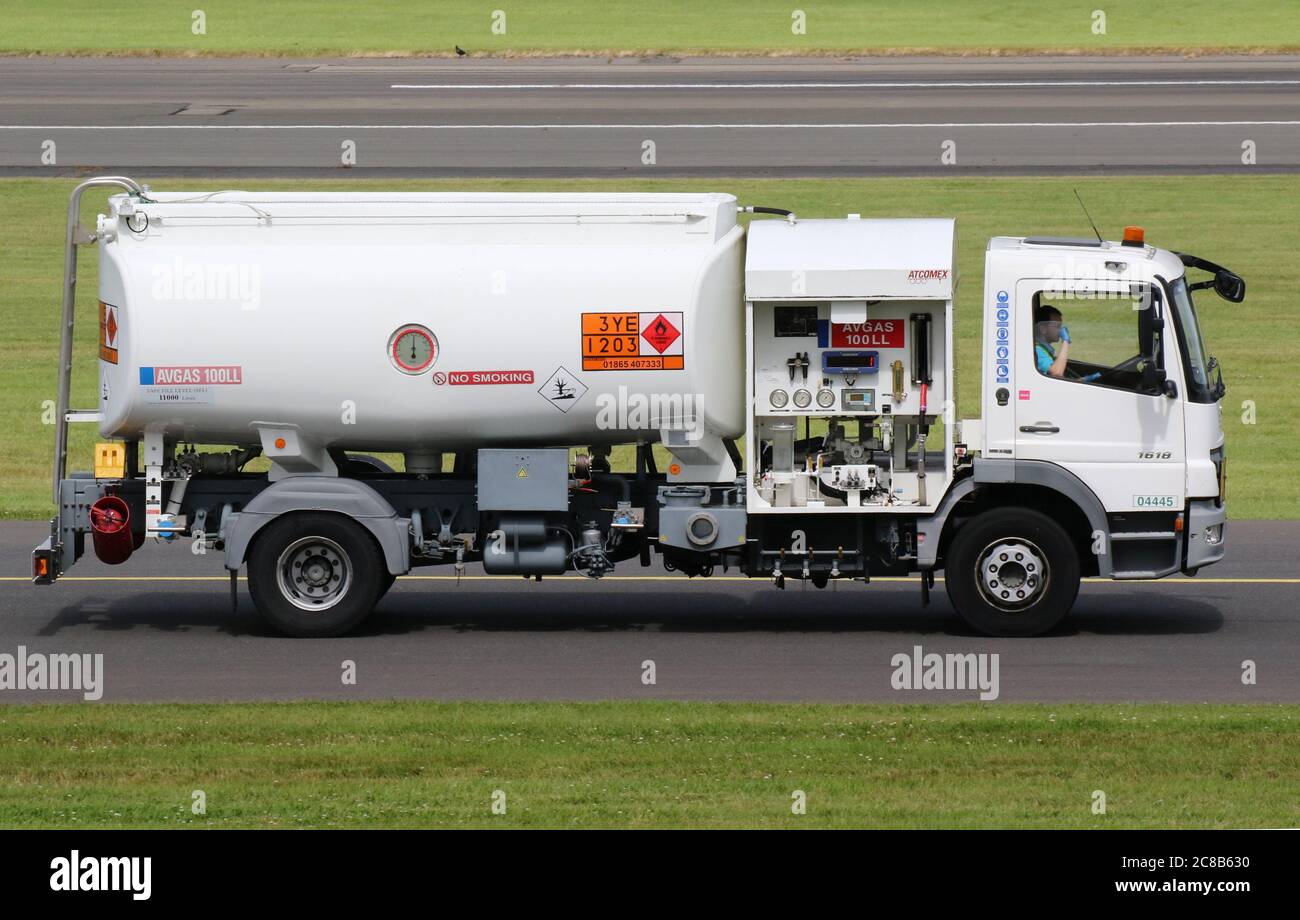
xmin=247 ymin=513 xmax=384 ymax=637
xmin=944 ymin=507 xmax=1080 ymax=637
xmin=379 ymin=571 xmax=397 ymax=598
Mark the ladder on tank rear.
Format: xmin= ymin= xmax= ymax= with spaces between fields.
xmin=51 ymin=176 xmax=148 ymax=501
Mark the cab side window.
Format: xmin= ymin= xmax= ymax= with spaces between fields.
xmin=1030 ymin=288 xmax=1162 ymax=394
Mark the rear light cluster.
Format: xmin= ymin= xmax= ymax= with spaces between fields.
xmin=32 ymin=548 xmax=54 ymax=585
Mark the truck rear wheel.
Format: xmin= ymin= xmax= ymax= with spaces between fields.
xmin=247 ymin=513 xmax=384 ymax=637
xmin=945 ymin=508 xmax=1080 ymax=637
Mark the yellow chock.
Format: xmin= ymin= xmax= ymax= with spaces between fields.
xmin=94 ymin=442 xmax=126 ymax=479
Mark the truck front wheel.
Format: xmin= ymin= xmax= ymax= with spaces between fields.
xmin=247 ymin=513 xmax=384 ymax=637
xmin=945 ymin=508 xmax=1080 ymax=637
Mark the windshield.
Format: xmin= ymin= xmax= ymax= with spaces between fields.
xmin=1168 ymin=276 xmax=1218 ymax=403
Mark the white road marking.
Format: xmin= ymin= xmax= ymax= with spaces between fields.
xmin=4 ymin=121 xmax=1300 ymax=130
xmin=389 ymin=79 xmax=1300 ymax=90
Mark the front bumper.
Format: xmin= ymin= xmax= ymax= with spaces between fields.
xmin=1184 ymin=498 xmax=1226 ymax=572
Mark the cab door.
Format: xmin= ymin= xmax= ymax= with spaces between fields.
xmin=1013 ymin=278 xmax=1185 ymax=512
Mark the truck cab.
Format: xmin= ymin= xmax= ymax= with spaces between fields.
xmin=976 ymin=229 xmax=1230 ymax=577
xmin=913 ymin=227 xmax=1237 ymax=634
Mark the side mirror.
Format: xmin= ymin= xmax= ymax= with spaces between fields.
xmin=1215 ymin=270 xmax=1246 ymax=303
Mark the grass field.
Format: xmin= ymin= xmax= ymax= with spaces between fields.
xmin=0 ymin=701 xmax=1295 ymax=828
xmin=1 ymin=1 xmax=1298 ymax=56
xmin=2 ymin=174 xmax=1295 ymax=519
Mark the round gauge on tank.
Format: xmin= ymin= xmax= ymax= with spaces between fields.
xmin=770 ymin=389 xmax=790 ymax=408
xmin=792 ymin=388 xmax=812 ymax=409
xmin=816 ymin=388 xmax=836 ymax=408
xmin=388 ymin=324 xmax=438 ymax=375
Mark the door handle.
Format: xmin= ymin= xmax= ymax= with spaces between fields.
xmin=1019 ymin=424 xmax=1060 ymax=434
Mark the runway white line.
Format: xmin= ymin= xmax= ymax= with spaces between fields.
xmin=390 ymin=80 xmax=1300 ymax=90
xmin=4 ymin=121 xmax=1300 ymax=130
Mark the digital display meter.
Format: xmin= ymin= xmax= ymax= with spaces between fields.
xmin=841 ymin=389 xmax=876 ymax=411
xmin=822 ymin=350 xmax=879 ymax=375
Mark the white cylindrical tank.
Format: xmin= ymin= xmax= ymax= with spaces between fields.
xmin=95 ymin=191 xmax=744 ymax=452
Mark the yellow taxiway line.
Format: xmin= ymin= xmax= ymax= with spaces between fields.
xmin=3 ymin=575 xmax=1298 ymax=585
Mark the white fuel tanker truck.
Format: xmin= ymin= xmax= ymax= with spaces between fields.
xmin=33 ymin=177 xmax=1239 ymax=637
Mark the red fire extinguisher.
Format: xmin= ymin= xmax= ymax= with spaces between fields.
xmin=89 ymin=495 xmax=141 ymax=565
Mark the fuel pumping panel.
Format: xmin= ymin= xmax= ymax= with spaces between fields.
xmin=750 ymin=301 xmax=948 ymax=510
xmin=757 ymin=303 xmax=941 ymax=418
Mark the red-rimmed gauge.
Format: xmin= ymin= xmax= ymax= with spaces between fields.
xmin=388 ymin=324 xmax=438 ymax=375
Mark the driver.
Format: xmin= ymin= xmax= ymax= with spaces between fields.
xmin=1034 ymin=304 xmax=1101 ymax=383
xmin=1033 ymin=305 xmax=1070 ymax=378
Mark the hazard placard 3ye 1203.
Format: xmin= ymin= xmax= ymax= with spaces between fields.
xmin=581 ymin=312 xmax=684 ymax=371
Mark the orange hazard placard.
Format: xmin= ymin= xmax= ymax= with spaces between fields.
xmin=99 ymin=301 xmax=119 ymax=364
xmin=581 ymin=311 xmax=684 ymax=371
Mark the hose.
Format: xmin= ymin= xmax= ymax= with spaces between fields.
xmin=738 ymin=205 xmax=797 ymax=223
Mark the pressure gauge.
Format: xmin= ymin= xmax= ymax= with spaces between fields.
xmin=792 ymin=388 xmax=812 ymax=409
xmin=769 ymin=388 xmax=789 ymax=408
xmin=388 ymin=324 xmax=438 ymax=375
xmin=816 ymin=388 xmax=836 ymax=408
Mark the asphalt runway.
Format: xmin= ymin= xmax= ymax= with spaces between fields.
xmin=1 ymin=520 xmax=1297 ymax=703
xmin=1 ymin=55 xmax=1298 ymax=174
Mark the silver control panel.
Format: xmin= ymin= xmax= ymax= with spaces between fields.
xmin=754 ymin=301 xmax=945 ymax=416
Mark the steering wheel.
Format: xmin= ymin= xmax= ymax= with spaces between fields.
xmin=1113 ymin=354 xmax=1146 ymax=373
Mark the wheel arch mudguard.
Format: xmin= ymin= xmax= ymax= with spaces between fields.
xmin=222 ymin=476 xmax=410 ymax=575
xmin=918 ymin=459 xmax=1112 ymax=577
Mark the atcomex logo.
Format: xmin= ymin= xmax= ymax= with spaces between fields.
xmin=993 ymin=290 xmax=1011 ymax=385
xmin=50 ymin=851 xmax=151 ymax=901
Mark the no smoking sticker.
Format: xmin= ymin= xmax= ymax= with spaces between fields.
xmin=581 ymin=311 xmax=684 ymax=371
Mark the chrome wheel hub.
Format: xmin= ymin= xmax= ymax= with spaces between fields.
xmin=277 ymin=536 xmax=352 ymax=612
xmin=977 ymin=539 xmax=1048 ymax=610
